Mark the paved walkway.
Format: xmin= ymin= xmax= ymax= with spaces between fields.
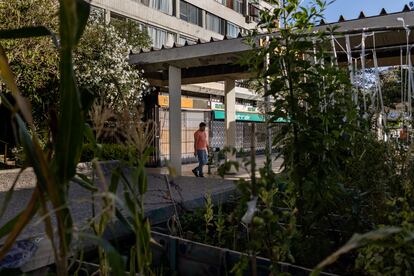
xmin=147 ymin=156 xmax=283 ymax=179
xmin=0 ymin=156 xmax=280 ymax=236
xmin=0 ymin=155 xmax=283 ymax=271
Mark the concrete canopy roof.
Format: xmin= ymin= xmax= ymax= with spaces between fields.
xmin=130 ymin=36 xmax=253 ymax=85
xmin=130 ymin=6 xmax=414 ymax=86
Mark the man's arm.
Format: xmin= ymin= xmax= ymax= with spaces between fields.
xmin=194 ymin=132 xmax=198 ymax=156
xmin=205 ymin=132 xmax=209 ymax=148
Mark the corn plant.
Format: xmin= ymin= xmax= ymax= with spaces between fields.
xmin=116 ymin=154 xmax=153 ymax=275
xmin=203 ymin=192 xmax=214 ymax=242
xmin=215 ymin=203 xmax=225 ymax=246
xmin=0 ymin=1 xmax=129 ymax=275
xmin=0 ymin=1 xmax=90 ymax=275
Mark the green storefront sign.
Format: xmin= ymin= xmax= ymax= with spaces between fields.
xmin=212 ymin=110 xmax=288 ymax=123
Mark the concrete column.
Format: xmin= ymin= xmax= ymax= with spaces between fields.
xmin=202 ymin=10 xmax=206 ymax=28
xmin=224 ymin=79 xmax=236 ymax=161
xmin=105 ymin=9 xmax=111 ymax=24
xmin=244 ymin=0 xmax=249 ymax=16
xmin=169 ymin=66 xmax=182 ymax=176
xmin=175 ymin=0 xmax=180 ymax=18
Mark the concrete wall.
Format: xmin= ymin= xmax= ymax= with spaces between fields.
xmin=185 ymin=0 xmax=255 ymax=29
xmin=90 ymin=0 xmax=264 ymax=43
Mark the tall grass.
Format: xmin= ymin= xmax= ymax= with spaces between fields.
xmin=0 ymin=1 xmax=126 ymax=275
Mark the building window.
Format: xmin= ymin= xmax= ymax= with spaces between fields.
xmin=90 ymin=6 xmax=105 ymax=22
xmin=147 ymin=25 xmax=176 ymax=48
xmin=226 ymin=22 xmax=240 ymax=38
xmin=206 ymin=13 xmax=225 ymax=35
xmin=110 ymin=12 xmax=127 ymax=23
xmin=249 ymin=3 xmax=261 ymax=22
xmin=180 ymin=1 xmax=202 ymax=27
xmin=233 ymin=0 xmax=243 ymax=14
xmin=141 ymin=0 xmax=150 ymax=6
xmin=150 ymin=0 xmax=174 ymax=15
xmin=214 ymin=0 xmax=227 ymax=5
xmin=178 ymin=35 xmax=197 ymax=45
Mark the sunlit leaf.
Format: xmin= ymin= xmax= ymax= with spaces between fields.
xmin=312 ymin=227 xmax=402 ymax=275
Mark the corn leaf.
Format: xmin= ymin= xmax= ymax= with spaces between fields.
xmin=312 ymin=227 xmax=402 ymax=275
xmin=0 ymin=27 xmax=59 ymax=48
xmin=54 ymin=0 xmax=89 ymax=184
xmin=72 ymin=174 xmax=98 ymax=192
xmin=78 ymin=233 xmax=126 ymax=275
xmin=0 ymin=44 xmax=33 ymax=128
xmin=0 ymin=189 xmax=40 ymax=260
xmin=0 ymin=168 xmax=26 ymax=220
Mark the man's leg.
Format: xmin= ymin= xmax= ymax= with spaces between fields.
xmin=192 ymin=166 xmax=199 ymax=177
xmin=198 ymin=150 xmax=204 ymax=176
xmin=198 ymin=150 xmax=207 ymax=177
xmin=192 ymin=151 xmax=200 ymax=177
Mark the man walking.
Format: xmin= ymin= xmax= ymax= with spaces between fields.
xmin=192 ymin=122 xmax=208 ymax=177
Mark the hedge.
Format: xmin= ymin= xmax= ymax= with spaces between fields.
xmin=80 ymin=143 xmax=139 ymax=164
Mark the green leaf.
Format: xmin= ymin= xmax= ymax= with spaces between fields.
xmin=72 ymin=174 xmax=98 ymax=192
xmin=312 ymin=227 xmax=402 ymax=275
xmin=15 ymin=116 xmax=48 ymax=192
xmin=109 ymin=168 xmax=120 ymax=194
xmin=0 ymin=27 xmax=59 ymax=48
xmin=0 ymin=213 xmax=21 ymax=240
xmin=115 ymin=209 xmax=134 ymax=232
xmin=124 ymin=191 xmax=138 ymax=217
xmin=78 ymin=233 xmax=125 ymax=275
xmin=137 ymin=164 xmax=147 ymax=195
xmin=79 ymin=87 xmax=96 ymax=113
xmin=83 ymin=123 xmax=97 ymax=147
xmin=54 ymin=0 xmax=90 ymax=184
xmin=0 ymin=190 xmax=40 ymax=260
xmin=0 ymin=168 xmax=27 ymax=220
xmin=0 ymin=44 xmax=34 ymax=127
xmin=74 ymin=0 xmax=91 ymax=46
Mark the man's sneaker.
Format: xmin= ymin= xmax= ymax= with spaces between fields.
xmin=199 ymin=174 xmax=204 ymax=178
xmin=192 ymin=168 xmax=199 ymax=177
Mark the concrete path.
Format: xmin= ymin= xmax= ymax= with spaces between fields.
xmin=0 ymin=156 xmax=282 ymax=240
xmin=0 ymin=171 xmax=234 ymax=241
xmin=0 ymin=155 xmax=283 ymax=271
xmin=0 ymin=157 xmax=282 ymax=238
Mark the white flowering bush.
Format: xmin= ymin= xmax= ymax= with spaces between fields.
xmin=75 ymin=16 xmax=150 ymax=111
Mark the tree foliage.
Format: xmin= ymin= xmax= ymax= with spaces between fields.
xmin=381 ymin=68 xmax=403 ymax=108
xmin=0 ymin=2 xmax=151 ymax=130
xmin=75 ymin=13 xmax=151 ymax=112
xmin=0 ymin=0 xmax=59 ymax=127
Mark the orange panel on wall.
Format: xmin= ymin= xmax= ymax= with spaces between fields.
xmin=158 ymin=95 xmax=193 ymax=108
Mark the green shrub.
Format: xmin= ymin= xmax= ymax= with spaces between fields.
xmin=355 ymin=227 xmax=414 ymax=276
xmin=80 ymin=143 xmax=139 ymax=164
xmin=80 ymin=143 xmax=94 ymax=162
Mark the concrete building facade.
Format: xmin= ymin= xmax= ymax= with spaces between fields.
xmin=89 ymin=0 xmax=274 ymax=169
xmin=90 ymin=0 xmax=271 ymax=48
